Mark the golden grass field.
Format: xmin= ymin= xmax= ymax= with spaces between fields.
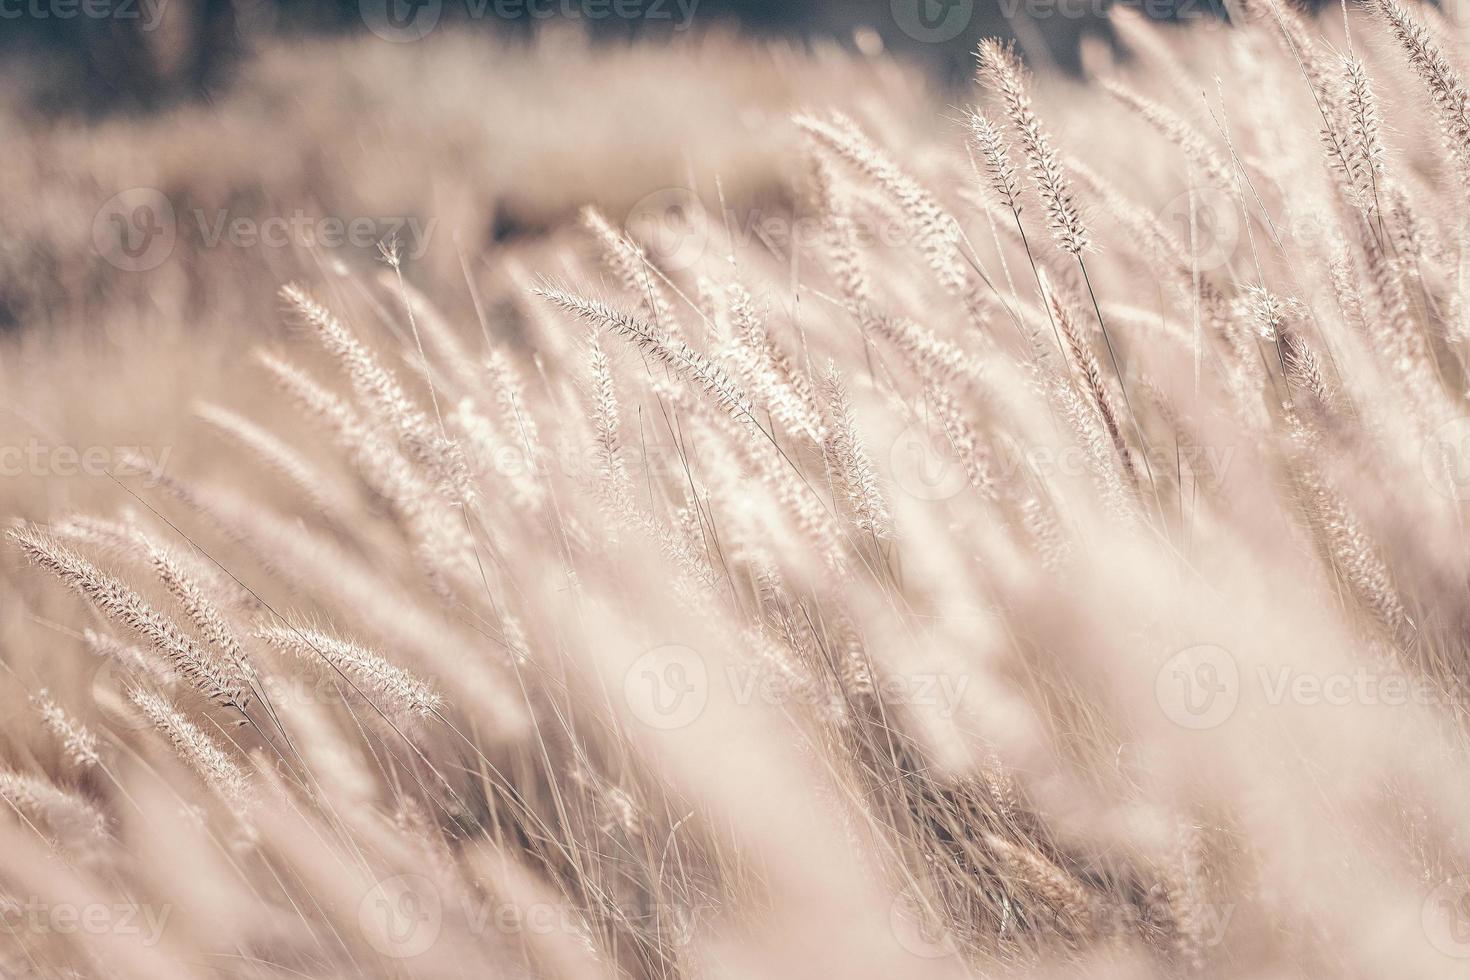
xmin=6 ymin=2 xmax=1470 ymax=977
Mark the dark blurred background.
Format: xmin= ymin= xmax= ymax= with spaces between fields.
xmin=2 ymin=0 xmax=1226 ymax=114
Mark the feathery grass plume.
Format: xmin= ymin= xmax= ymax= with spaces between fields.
xmin=794 ymin=112 xmax=973 ymax=299
xmin=11 ymin=526 xmax=251 ymax=713
xmin=1374 ymin=0 xmax=1470 ymax=188
xmin=819 ymin=365 xmax=891 ymax=539
xmin=1280 ymin=329 xmax=1335 ymax=412
xmin=255 ymin=349 xmax=375 ymax=454
xmin=869 ymin=315 xmax=987 ymax=386
xmin=1359 ymin=219 xmax=1442 ymax=410
xmin=1064 ymin=157 xmax=1196 ymax=286
xmin=29 ymin=689 xmax=100 ymax=771
xmin=977 ymin=39 xmax=1090 ymax=255
xmin=484 ymin=347 xmax=547 ymax=493
xmin=583 ymin=327 xmax=633 ymax=500
xmin=970 ymin=108 xmax=1072 ymax=364
xmin=446 ymin=395 xmax=542 ymax=513
xmin=581 ymin=205 xmax=676 ymax=333
xmin=52 ymin=511 xmax=261 ymax=615
xmin=921 ymin=380 xmax=1002 ymax=502
xmin=280 ymin=283 xmax=474 ymax=503
xmin=376 ymin=269 xmax=483 ymax=395
xmin=1340 ymin=55 xmax=1388 ymax=211
xmin=982 ymin=832 xmax=1095 ymax=939
xmin=969 ymin=110 xmax=1024 ymax=215
xmin=1100 ymin=78 xmax=1236 ymax=195
xmin=1053 ymin=375 xmax=1137 ymax=521
xmin=116 ymin=450 xmax=297 ymax=589
xmin=256 ymin=350 xmax=427 ymax=509
xmin=258 ymin=348 xmax=480 ymax=591
xmin=51 ymin=511 xmax=263 ymax=615
xmin=1242 ymin=285 xmax=1336 ymax=413
xmin=809 ymin=156 xmax=877 ymax=321
xmin=1156 ymin=821 xmax=1210 ymax=974
xmin=84 ymin=628 xmax=175 ymax=688
xmin=725 ymin=282 xmax=825 ymax=441
xmin=254 ymin=625 xmax=443 ymax=721
xmin=49 ymin=513 xmax=143 ymax=562
xmin=146 ymin=541 xmax=254 ymax=690
xmin=127 ymin=688 xmax=250 ymax=808
xmin=536 ymin=285 xmax=756 ymax=422
xmin=1292 ymin=453 xmax=1410 ymax=638
xmin=1047 ymin=282 xmax=1138 ymax=487
xmin=0 ymin=770 xmax=107 ymax=844
xmin=1020 ymin=495 xmax=1070 ymax=571
xmin=194 ymin=402 xmax=345 ymax=519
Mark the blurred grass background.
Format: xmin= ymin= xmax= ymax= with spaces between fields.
xmin=4 ymin=0 xmax=1226 ymax=113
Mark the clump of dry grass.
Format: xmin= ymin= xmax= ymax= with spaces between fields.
xmin=6 ymin=5 xmax=1470 ymax=979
